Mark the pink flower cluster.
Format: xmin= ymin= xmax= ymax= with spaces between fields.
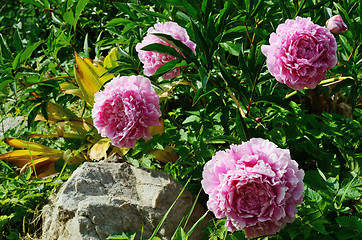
xmin=201 ymin=138 xmax=304 ymax=239
xmin=92 ymin=75 xmax=161 ymax=148
xmin=326 ymin=15 xmax=348 ymax=34
xmin=136 ymin=21 xmax=196 ymax=80
xmin=261 ymin=17 xmax=337 ymax=90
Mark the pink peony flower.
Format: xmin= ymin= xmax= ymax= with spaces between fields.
xmin=92 ymin=75 xmax=161 ymax=148
xmin=136 ymin=21 xmax=196 ymax=80
xmin=261 ymin=17 xmax=337 ymax=90
xmin=326 ymin=15 xmax=348 ymax=34
xmin=201 ymin=138 xmax=304 ymax=239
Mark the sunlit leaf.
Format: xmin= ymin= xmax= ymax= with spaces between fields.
xmin=104 ymin=47 xmax=121 ymax=68
xmin=151 ymin=145 xmax=178 ymax=164
xmin=74 ymin=52 xmax=114 ymax=105
xmin=88 ymin=138 xmax=110 ymax=161
xmin=149 ymin=118 xmax=165 ymax=136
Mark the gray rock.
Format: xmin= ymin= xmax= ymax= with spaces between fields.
xmin=0 ymin=116 xmax=24 ymax=138
xmin=42 ymin=155 xmax=209 ymax=240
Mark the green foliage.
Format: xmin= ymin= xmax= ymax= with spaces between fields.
xmin=0 ymin=161 xmax=61 ymax=239
xmin=0 ymin=0 xmax=361 ymax=239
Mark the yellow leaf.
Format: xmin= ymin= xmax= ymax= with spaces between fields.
xmin=109 ymin=146 xmax=129 ymax=157
xmin=74 ymin=52 xmax=114 ymax=105
xmin=155 ymin=80 xmax=190 ymax=99
xmin=4 ymin=138 xmax=62 ymax=153
xmin=151 ymin=145 xmax=178 ymax=164
xmin=27 ymin=133 xmax=82 ymax=139
xmin=69 ymin=117 xmax=94 ymax=132
xmin=88 ymin=138 xmax=110 ymax=161
xmin=60 ymin=82 xmax=85 ymax=99
xmin=149 ymin=118 xmax=165 ymax=136
xmin=103 ymin=47 xmax=121 ymax=68
xmin=0 ymin=150 xmax=61 ymax=167
xmin=0 ymin=138 xmax=86 ymax=178
xmin=46 ymin=101 xmax=77 ymax=122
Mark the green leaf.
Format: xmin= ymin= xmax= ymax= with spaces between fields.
xmin=152 ymin=59 xmax=187 ymax=78
xmin=199 ymin=66 xmax=208 ymax=90
xmin=104 ymin=18 xmax=133 ymax=28
xmin=106 ymin=231 xmax=136 ymax=240
xmin=113 ymin=3 xmax=138 ymax=20
xmin=20 ymin=41 xmax=43 ymax=64
xmin=173 ymin=227 xmax=187 ymax=240
xmin=192 ymin=87 xmax=217 ymax=106
xmin=0 ymin=33 xmax=13 ymax=59
xmin=83 ymin=33 xmax=89 ymax=58
xmin=163 ymin=0 xmax=200 ymax=20
xmin=190 ymin=20 xmax=209 ymax=67
xmin=63 ymin=10 xmax=76 ymax=27
xmin=205 ymin=135 xmax=242 ymax=144
xmin=13 ymin=28 xmax=23 ymax=53
xmin=253 ymin=96 xmax=293 ymax=112
xmin=220 ymin=42 xmax=241 ymax=56
xmin=141 ymin=43 xmax=185 ymax=60
xmin=236 ymin=109 xmax=248 ymax=142
xmin=75 ymin=0 xmax=89 ymax=22
xmin=12 ymin=52 xmax=21 ymax=70
xmin=151 ymin=33 xmax=198 ymax=64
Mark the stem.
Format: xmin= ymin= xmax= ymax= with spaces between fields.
xmin=347 ymin=41 xmax=359 ymax=62
xmin=225 ymin=86 xmax=250 ymax=140
xmin=244 ymin=22 xmax=252 ymax=44
xmin=226 ymin=87 xmax=247 ymax=118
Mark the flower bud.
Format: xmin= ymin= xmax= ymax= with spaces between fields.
xmin=326 ymin=15 xmax=347 ymax=34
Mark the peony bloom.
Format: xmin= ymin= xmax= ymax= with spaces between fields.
xmin=201 ymin=138 xmax=304 ymax=239
xmin=136 ymin=21 xmax=196 ymax=80
xmin=326 ymin=15 xmax=348 ymax=34
xmin=92 ymin=75 xmax=161 ymax=148
xmin=261 ymin=17 xmax=337 ymax=90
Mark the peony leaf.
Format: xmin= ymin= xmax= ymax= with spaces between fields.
xmin=74 ymin=52 xmax=114 ymax=105
xmin=27 ymin=133 xmax=82 ymax=139
xmin=104 ymin=47 xmax=121 ymax=69
xmin=154 ymin=80 xmax=190 ymax=99
xmin=149 ymin=118 xmax=164 ymax=136
xmin=60 ymin=82 xmax=85 ymax=99
xmin=88 ymin=138 xmax=110 ymax=161
xmin=4 ymin=138 xmax=62 ymax=153
xmin=152 ymin=33 xmax=198 ymax=64
xmin=141 ymin=43 xmax=185 ymax=61
xmin=253 ymin=95 xmax=294 ymax=112
xmin=152 ymin=59 xmax=187 ymax=78
xmin=46 ymin=101 xmax=77 ymax=122
xmin=0 ymin=138 xmax=85 ymax=178
xmin=151 ymin=145 xmax=178 ymax=164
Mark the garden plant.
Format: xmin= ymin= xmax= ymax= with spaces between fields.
xmin=0 ymin=0 xmax=361 ymax=239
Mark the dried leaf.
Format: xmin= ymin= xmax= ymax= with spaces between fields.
xmin=88 ymin=138 xmax=110 ymax=161
xmin=149 ymin=118 xmax=165 ymax=136
xmin=152 ymin=145 xmax=178 ymax=164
